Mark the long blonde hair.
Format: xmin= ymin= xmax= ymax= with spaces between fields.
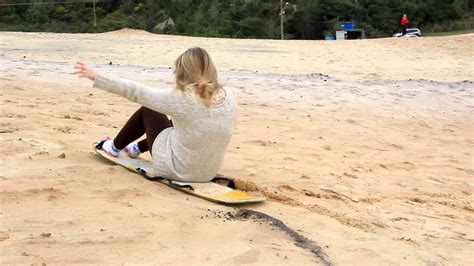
xmin=174 ymin=47 xmax=222 ymax=107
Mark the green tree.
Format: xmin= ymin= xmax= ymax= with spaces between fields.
xmin=0 ymin=0 xmax=472 ymax=38
xmin=25 ymin=4 xmax=49 ymax=24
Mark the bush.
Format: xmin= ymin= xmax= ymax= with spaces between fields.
xmin=52 ymin=5 xmax=67 ymax=19
xmin=97 ymin=10 xmax=128 ymax=32
xmin=26 ymin=5 xmax=49 ymax=24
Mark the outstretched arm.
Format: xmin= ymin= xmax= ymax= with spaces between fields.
xmin=74 ymin=61 xmax=96 ymax=80
xmin=73 ymin=61 xmax=191 ymax=116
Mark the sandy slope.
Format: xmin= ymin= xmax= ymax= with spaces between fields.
xmin=0 ymin=31 xmax=473 ymax=265
xmin=1 ymin=30 xmax=473 ymax=81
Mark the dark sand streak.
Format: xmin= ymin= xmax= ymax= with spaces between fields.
xmin=230 ymin=209 xmax=332 ymax=266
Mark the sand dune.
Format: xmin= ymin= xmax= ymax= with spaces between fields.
xmin=0 ymin=31 xmax=473 ymax=264
xmin=1 ymin=31 xmax=473 ymax=81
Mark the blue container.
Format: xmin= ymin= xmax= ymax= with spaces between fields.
xmin=341 ymin=22 xmax=355 ymax=30
xmin=324 ymin=36 xmax=335 ymax=40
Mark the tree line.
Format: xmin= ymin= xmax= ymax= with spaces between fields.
xmin=0 ymin=0 xmax=472 ymax=39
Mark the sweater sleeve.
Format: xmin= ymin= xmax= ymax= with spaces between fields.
xmin=93 ymin=72 xmax=189 ymax=116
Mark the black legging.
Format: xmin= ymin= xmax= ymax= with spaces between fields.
xmin=113 ymin=107 xmax=173 ymax=155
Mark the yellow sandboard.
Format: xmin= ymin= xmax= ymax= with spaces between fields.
xmin=93 ymin=142 xmax=265 ymax=204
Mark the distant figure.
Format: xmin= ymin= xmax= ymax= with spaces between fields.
xmin=401 ymin=14 xmax=409 ymax=36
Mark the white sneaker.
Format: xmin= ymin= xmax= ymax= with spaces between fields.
xmin=101 ymin=139 xmax=120 ymax=157
xmin=125 ymin=142 xmax=141 ymax=158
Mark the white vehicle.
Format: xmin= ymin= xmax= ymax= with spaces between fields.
xmin=393 ymin=28 xmax=422 ymax=37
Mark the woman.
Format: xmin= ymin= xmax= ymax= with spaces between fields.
xmin=74 ymin=47 xmax=236 ymax=182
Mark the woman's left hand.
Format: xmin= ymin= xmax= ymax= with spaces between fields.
xmin=74 ymin=61 xmax=96 ymax=81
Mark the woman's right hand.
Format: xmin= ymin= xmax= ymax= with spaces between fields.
xmin=74 ymin=61 xmax=96 ymax=81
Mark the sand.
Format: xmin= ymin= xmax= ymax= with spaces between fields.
xmin=0 ymin=30 xmax=473 ymax=265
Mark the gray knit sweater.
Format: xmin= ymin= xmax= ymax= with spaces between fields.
xmin=93 ymin=73 xmax=237 ymax=182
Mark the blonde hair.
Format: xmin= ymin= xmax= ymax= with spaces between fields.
xmin=174 ymin=47 xmax=222 ymax=107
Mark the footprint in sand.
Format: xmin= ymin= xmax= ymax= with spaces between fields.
xmin=245 ymin=139 xmax=280 ymax=147
xmin=63 ymin=114 xmax=83 ymax=121
xmin=2 ymin=187 xmax=66 ymax=202
xmin=108 ymin=188 xmax=152 ymax=202
xmin=20 ymin=138 xmax=62 ymax=150
xmin=0 ymin=122 xmax=20 ymax=133
xmin=389 ymin=143 xmax=404 ymax=149
xmin=54 ymin=126 xmax=73 ymax=134
xmin=0 ymin=231 xmax=10 ymax=241
xmin=321 ymin=145 xmax=331 ymax=151
xmin=230 ymin=249 xmax=260 ymax=264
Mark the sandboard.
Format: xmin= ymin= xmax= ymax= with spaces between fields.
xmin=93 ymin=142 xmax=265 ymax=204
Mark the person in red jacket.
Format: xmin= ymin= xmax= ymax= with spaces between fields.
xmin=401 ymin=14 xmax=409 ymax=36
